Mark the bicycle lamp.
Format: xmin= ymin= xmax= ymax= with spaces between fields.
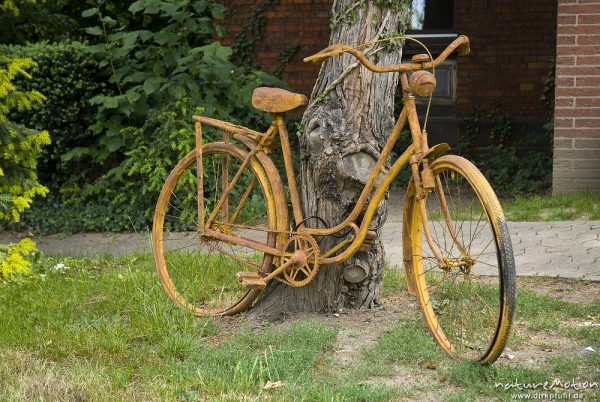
xmin=409 ymin=70 xmax=437 ymax=97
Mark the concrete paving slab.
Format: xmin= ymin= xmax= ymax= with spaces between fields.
xmin=1 ymin=220 xmax=599 ymax=281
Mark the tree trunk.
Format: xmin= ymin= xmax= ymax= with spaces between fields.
xmin=250 ymin=0 xmax=409 ymax=319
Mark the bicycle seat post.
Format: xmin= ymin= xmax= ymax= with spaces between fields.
xmin=273 ymin=114 xmax=304 ymax=228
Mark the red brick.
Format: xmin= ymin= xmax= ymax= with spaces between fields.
xmin=558 ymin=44 xmax=600 ymax=55
xmin=558 ymin=14 xmax=577 ymax=25
xmin=558 ymin=34 xmax=577 ymax=45
xmin=556 ymin=66 xmax=600 ymax=76
xmin=555 ymin=138 xmax=574 ymax=148
xmin=575 ymin=118 xmax=600 ymax=128
xmin=554 ymin=149 xmax=600 ymax=159
xmin=575 ymin=138 xmax=600 ymax=148
xmin=556 ymin=97 xmax=575 ymax=107
xmin=557 ymin=87 xmax=600 ymax=97
xmin=577 ymin=97 xmax=600 ymax=107
xmin=556 ymin=77 xmax=576 ymax=87
xmin=577 ymin=76 xmax=600 ymax=86
xmin=579 ymin=14 xmax=600 ymax=25
xmin=577 ymin=35 xmax=600 ymax=45
xmin=558 ymin=4 xmax=600 ymax=15
xmin=556 ymin=118 xmax=576 ymax=128
xmin=577 ymin=55 xmax=600 ymax=65
xmin=562 ymin=107 xmax=600 ymax=117
xmin=558 ymin=55 xmax=577 ymax=65
xmin=558 ymin=25 xmax=600 ymax=35
xmin=555 ymin=128 xmax=600 ymax=138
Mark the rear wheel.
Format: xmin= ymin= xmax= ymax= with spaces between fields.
xmin=152 ymin=142 xmax=278 ymax=316
xmin=403 ymin=155 xmax=516 ymax=363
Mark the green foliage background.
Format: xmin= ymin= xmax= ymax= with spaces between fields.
xmin=2 ymin=0 xmax=284 ymax=234
xmin=0 ymin=56 xmax=49 ymax=279
xmin=1 ymin=0 xmax=556 ymax=235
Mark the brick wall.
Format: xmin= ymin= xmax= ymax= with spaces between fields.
xmin=219 ymin=1 xmax=557 ymax=121
xmin=552 ymin=0 xmax=600 ymax=193
xmin=219 ymin=0 xmax=331 ymax=94
xmin=455 ymin=1 xmax=557 ymax=121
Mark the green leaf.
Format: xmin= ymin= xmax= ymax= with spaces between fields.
xmin=128 ymin=1 xmax=145 ymax=14
xmin=100 ymin=136 xmax=125 ymax=152
xmin=126 ymin=90 xmax=141 ymax=104
xmin=138 ymin=30 xmax=153 ymax=42
xmin=167 ymin=84 xmax=185 ymax=100
xmin=123 ymin=71 xmax=149 ymax=84
xmin=103 ymin=97 xmax=119 ymax=109
xmin=160 ymin=2 xmax=179 ymax=17
xmin=102 ymin=16 xmax=118 ymax=26
xmin=61 ymin=147 xmax=91 ymax=161
xmin=210 ymin=3 xmax=224 ymax=20
xmin=120 ymin=31 xmax=139 ymax=48
xmin=81 ymin=7 xmax=98 ymax=18
xmin=84 ymin=26 xmax=103 ymax=36
xmin=153 ymin=31 xmax=172 ymax=45
xmin=143 ymin=77 xmax=163 ymax=95
xmin=216 ymin=46 xmax=233 ymax=60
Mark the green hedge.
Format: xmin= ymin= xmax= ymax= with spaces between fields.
xmin=0 ymin=41 xmax=109 ymax=186
xmin=0 ymin=39 xmax=285 ymax=235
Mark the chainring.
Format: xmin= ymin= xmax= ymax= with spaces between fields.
xmin=280 ymin=234 xmax=320 ymax=287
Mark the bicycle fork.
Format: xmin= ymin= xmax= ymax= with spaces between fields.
xmin=403 ymin=94 xmax=470 ymax=271
xmin=414 ymin=174 xmax=472 ymax=272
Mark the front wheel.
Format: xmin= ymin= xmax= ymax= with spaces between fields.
xmin=403 ymin=155 xmax=516 ymax=364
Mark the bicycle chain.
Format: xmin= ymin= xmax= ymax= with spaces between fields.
xmin=212 ymin=219 xmax=356 ymax=238
xmin=200 ymin=237 xmax=262 ymax=271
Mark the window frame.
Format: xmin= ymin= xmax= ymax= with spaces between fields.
xmin=406 ymin=0 xmax=458 ymax=38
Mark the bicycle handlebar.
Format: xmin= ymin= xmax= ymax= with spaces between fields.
xmin=303 ymin=35 xmax=470 ymax=73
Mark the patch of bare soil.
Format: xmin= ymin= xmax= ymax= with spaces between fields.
xmin=208 ymin=290 xmax=419 ymax=355
xmin=518 ymin=276 xmax=600 ymax=304
xmin=503 ymin=328 xmax=580 ymax=370
xmin=206 ymin=278 xmax=599 ymax=397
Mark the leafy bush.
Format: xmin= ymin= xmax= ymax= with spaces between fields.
xmin=0 ymin=41 xmax=109 ymax=186
xmin=79 ymin=0 xmax=275 ymax=162
xmin=0 ymin=238 xmax=36 ymax=279
xmin=456 ymin=101 xmax=552 ymax=194
xmin=0 ymin=58 xmax=49 ymax=222
xmin=0 ymin=57 xmax=48 ymax=279
xmin=0 ymin=0 xmax=149 ymax=45
xmin=5 ymin=0 xmax=286 ymax=234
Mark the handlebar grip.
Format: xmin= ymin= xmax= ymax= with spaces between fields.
xmin=303 ymin=44 xmax=348 ymax=63
xmin=457 ymin=35 xmax=470 ymax=56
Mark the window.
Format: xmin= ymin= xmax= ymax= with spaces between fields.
xmin=410 ymin=0 xmax=456 ymax=34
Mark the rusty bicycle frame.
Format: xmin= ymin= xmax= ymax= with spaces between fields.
xmin=192 ymin=35 xmax=472 ymax=283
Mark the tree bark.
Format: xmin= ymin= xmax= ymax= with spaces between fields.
xmin=250 ymin=0 xmax=409 ymax=319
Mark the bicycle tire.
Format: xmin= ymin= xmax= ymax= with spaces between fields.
xmin=152 ymin=142 xmax=278 ymax=316
xmin=403 ymin=155 xmax=516 ymax=364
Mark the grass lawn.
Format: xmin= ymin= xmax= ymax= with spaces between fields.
xmin=0 ymin=255 xmax=598 ymax=401
xmin=503 ymin=191 xmax=600 ymax=221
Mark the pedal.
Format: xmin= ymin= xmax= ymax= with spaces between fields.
xmin=236 ymin=271 xmax=266 ymax=289
xmin=358 ymin=243 xmax=372 ymax=252
xmin=358 ymin=231 xmax=378 ymax=252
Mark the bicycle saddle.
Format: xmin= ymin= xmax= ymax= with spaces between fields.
xmin=252 ymin=87 xmax=308 ymax=114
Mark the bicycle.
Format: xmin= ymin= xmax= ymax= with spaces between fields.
xmin=152 ymin=35 xmax=516 ymax=364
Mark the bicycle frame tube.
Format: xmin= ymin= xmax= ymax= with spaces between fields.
xmin=287 ymin=107 xmax=411 ymax=238
xmin=274 ymin=115 xmax=304 ymax=228
xmin=320 ymin=144 xmax=414 ymax=265
xmin=194 ymin=72 xmax=451 ymax=266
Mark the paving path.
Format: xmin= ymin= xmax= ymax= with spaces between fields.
xmin=2 ymin=221 xmax=599 ymax=281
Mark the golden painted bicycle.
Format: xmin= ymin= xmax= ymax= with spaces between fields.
xmin=152 ymin=35 xmax=516 ymax=364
